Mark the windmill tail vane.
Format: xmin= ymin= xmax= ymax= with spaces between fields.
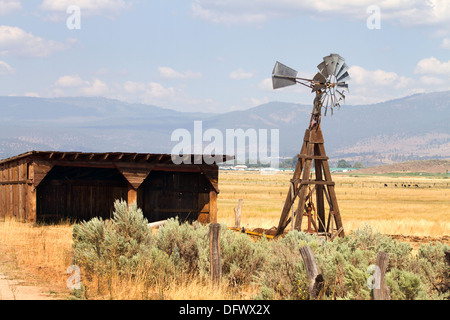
xmin=271 ymin=54 xmax=350 ymax=239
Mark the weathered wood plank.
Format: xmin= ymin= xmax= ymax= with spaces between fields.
xmin=209 ymin=190 xmax=218 ymax=223
xmin=373 ymin=252 xmax=390 ymax=300
xmin=32 ymin=161 xmax=54 ymax=187
xmin=276 ymin=133 xmax=308 ymax=234
xmin=234 ymin=199 xmax=243 ymax=228
xmin=299 ymin=246 xmax=324 ymax=299
xmin=294 ymin=141 xmax=315 ymax=230
xmin=127 ymin=184 xmax=138 ymax=206
xmin=209 ymin=223 xmax=222 ymax=285
xmin=115 ymin=163 xmax=153 ymax=190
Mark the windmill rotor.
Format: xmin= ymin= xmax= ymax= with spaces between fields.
xmin=272 ymin=53 xmax=350 ymax=121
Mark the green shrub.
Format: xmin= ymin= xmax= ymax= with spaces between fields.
xmin=387 ymin=268 xmax=427 ymax=300
xmin=220 ymin=227 xmax=268 ymax=287
xmin=71 ymin=202 xmax=449 ymax=300
xmin=156 ymin=218 xmax=209 ymax=277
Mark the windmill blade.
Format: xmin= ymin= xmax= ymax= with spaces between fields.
xmin=272 ymin=61 xmax=298 ymax=89
xmin=337 ymin=71 xmax=350 ymax=82
xmin=312 ymin=72 xmax=327 ymax=92
xmin=333 ymin=55 xmax=345 ymax=77
xmin=317 ymin=61 xmax=329 ymax=79
xmin=323 ymin=54 xmax=341 ymax=78
xmin=337 ymin=82 xmax=349 ymax=92
xmin=336 ymin=89 xmax=345 ymax=102
xmin=336 ymin=63 xmax=349 ymax=80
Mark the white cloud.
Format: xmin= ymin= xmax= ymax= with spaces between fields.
xmin=55 ymin=75 xmax=87 ymax=87
xmin=441 ymin=38 xmax=450 ymax=50
xmin=53 ymin=75 xmax=109 ymax=96
xmin=24 ymin=92 xmax=40 ymax=98
xmin=419 ymin=75 xmax=446 ymax=86
xmin=40 ymin=0 xmax=133 ymax=20
xmin=229 ymin=68 xmax=253 ymax=80
xmin=158 ymin=66 xmax=202 ymax=80
xmin=350 ymin=65 xmax=413 ymax=89
xmin=0 ymin=0 xmax=21 ymax=16
xmin=79 ymin=79 xmax=109 ymax=96
xmin=0 ymin=60 xmax=14 ymax=75
xmin=191 ymin=0 xmax=450 ymax=29
xmin=415 ymin=57 xmax=450 ymax=75
xmin=344 ymin=65 xmax=417 ymax=104
xmin=123 ymin=81 xmax=176 ymax=98
xmin=258 ymin=77 xmax=273 ymax=91
xmin=0 ymin=25 xmax=70 ymax=57
xmin=346 ymin=62 xmax=450 ymax=104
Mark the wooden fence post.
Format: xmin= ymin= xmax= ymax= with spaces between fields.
xmin=234 ymin=199 xmax=242 ymax=228
xmin=373 ymin=251 xmax=390 ymax=300
xmin=299 ymin=246 xmax=324 ymax=299
xmin=209 ymin=223 xmax=222 ymax=285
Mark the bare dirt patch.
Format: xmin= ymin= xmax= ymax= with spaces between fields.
xmin=0 ymin=273 xmax=57 ymax=300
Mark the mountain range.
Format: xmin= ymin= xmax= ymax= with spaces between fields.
xmin=0 ymin=91 xmax=449 ymax=166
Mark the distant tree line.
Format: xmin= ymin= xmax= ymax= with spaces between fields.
xmin=336 ymin=159 xmax=364 ymax=169
xmin=279 ymin=157 xmax=365 ymax=169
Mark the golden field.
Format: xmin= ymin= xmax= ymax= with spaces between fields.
xmin=217 ymin=170 xmax=450 ymax=236
xmin=0 ymin=170 xmax=448 ymax=299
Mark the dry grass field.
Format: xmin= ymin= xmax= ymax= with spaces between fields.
xmin=217 ymin=170 xmax=450 ymax=237
xmin=0 ymin=169 xmax=448 ymax=299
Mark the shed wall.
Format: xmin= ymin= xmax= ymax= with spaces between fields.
xmin=0 ymin=159 xmax=33 ymax=222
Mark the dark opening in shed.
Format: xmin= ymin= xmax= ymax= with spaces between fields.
xmin=0 ymin=151 xmax=229 ymax=224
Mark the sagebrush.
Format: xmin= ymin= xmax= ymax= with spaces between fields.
xmin=72 ymin=201 xmax=449 ymax=300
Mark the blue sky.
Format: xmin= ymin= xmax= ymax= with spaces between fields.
xmin=1 ymin=0 xmax=450 ymax=113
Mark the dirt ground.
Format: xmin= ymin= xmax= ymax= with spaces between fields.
xmin=0 ymin=273 xmax=57 ymax=300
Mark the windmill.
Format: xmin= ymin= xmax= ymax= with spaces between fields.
xmin=272 ymin=54 xmax=350 ymax=238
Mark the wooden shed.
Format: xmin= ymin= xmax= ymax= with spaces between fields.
xmin=0 ymin=151 xmax=227 ymax=224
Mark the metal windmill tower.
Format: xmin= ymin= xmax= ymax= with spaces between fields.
xmin=272 ymin=54 xmax=350 ymax=238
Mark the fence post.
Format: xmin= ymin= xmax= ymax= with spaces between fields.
xmin=209 ymin=223 xmax=222 ymax=285
xmin=299 ymin=246 xmax=324 ymax=299
xmin=234 ymin=199 xmax=242 ymax=228
xmin=373 ymin=251 xmax=390 ymax=300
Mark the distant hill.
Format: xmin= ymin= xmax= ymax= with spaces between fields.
xmin=0 ymin=91 xmax=449 ymax=166
xmin=353 ymin=159 xmax=450 ymax=174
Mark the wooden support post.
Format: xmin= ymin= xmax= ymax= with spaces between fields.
xmin=26 ymin=184 xmax=36 ymax=223
xmin=26 ymin=163 xmax=37 ymax=223
xmin=209 ymin=190 xmax=218 ymax=223
xmin=276 ymin=130 xmax=308 ymax=234
xmin=314 ymin=145 xmax=325 ymax=232
xmin=209 ymin=223 xmax=222 ymax=285
xmin=299 ymin=246 xmax=324 ymax=299
xmin=234 ymin=199 xmax=242 ymax=228
xmin=373 ymin=252 xmax=390 ymax=300
xmin=294 ymin=141 xmax=314 ymax=230
xmin=127 ymin=184 xmax=137 ymax=207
